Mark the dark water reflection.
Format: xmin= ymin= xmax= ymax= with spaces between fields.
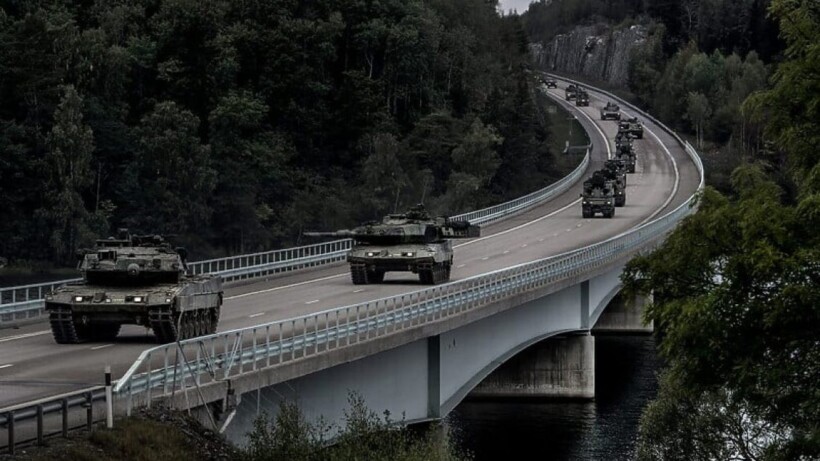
xmin=447 ymin=335 xmax=661 ymax=461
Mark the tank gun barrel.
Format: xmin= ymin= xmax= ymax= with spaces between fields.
xmin=303 ymin=230 xmax=356 ymax=238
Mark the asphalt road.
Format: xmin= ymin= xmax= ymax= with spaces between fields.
xmin=0 ymin=79 xmax=701 ymax=408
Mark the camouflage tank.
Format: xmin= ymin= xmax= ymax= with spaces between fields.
xmin=305 ymin=204 xmax=480 ymax=285
xmin=45 ymin=230 xmax=223 ymax=344
xmin=615 ymin=142 xmax=637 ymax=173
xmin=575 ymin=88 xmax=590 ymax=106
xmin=565 ymin=84 xmax=578 ymax=100
xmin=600 ymin=102 xmax=620 ymax=120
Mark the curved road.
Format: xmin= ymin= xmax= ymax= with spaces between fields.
xmin=0 ymin=79 xmax=700 ymax=407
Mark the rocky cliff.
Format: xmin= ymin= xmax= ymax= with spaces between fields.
xmin=531 ymin=24 xmax=648 ymax=86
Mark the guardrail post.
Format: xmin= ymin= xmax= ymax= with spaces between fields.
xmin=105 ymin=366 xmax=114 ymax=429
xmin=86 ymin=392 xmax=93 ymax=431
xmin=61 ymin=399 xmax=69 ymax=437
xmin=36 ymin=404 xmax=44 ymax=445
xmin=7 ymin=411 xmax=15 ymax=455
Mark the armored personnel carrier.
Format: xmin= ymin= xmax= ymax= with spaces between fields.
xmin=45 ymin=230 xmax=223 ymax=344
xmin=565 ymin=84 xmax=578 ymax=100
xmin=581 ymin=171 xmax=615 ymax=219
xmin=615 ymin=143 xmax=637 ymax=173
xmin=601 ymin=160 xmax=627 ymax=207
xmin=575 ymin=89 xmax=590 ymax=106
xmin=305 ymin=204 xmax=480 ymax=285
xmin=600 ymin=102 xmax=620 ymax=120
xmin=625 ymin=117 xmax=644 ymax=139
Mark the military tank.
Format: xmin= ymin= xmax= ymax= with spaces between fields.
xmin=45 ymin=229 xmax=223 ymax=344
xmin=601 ymin=160 xmax=627 ymax=207
xmin=305 ymin=204 xmax=480 ymax=285
xmin=581 ymin=171 xmax=615 ymax=219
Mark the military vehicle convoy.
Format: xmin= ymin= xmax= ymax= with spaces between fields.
xmin=565 ymin=84 xmax=578 ymax=100
xmin=581 ymin=171 xmax=615 ymax=218
xmin=305 ymin=204 xmax=480 ymax=285
xmin=600 ymin=102 xmax=621 ymax=120
xmin=575 ymin=89 xmax=590 ymax=106
xmin=45 ymin=230 xmax=223 ymax=344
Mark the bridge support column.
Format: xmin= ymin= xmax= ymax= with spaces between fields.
xmin=469 ymin=333 xmax=594 ymax=399
xmin=593 ymin=292 xmax=653 ymax=334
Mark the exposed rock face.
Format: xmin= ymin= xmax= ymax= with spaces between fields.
xmin=531 ymin=24 xmax=648 ymax=86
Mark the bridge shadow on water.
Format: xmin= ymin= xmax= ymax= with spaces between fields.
xmin=446 ymin=335 xmax=661 ymax=461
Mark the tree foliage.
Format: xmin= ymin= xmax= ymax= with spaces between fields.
xmin=0 ymin=0 xmax=557 ymax=264
xmin=244 ymin=393 xmax=470 ymax=461
xmin=623 ymin=3 xmax=820 ymax=459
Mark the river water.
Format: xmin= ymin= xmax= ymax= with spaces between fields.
xmin=447 ymin=335 xmax=661 ymax=461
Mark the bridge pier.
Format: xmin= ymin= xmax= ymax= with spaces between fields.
xmin=593 ymin=292 xmax=653 ymax=334
xmin=468 ymin=332 xmax=594 ymax=399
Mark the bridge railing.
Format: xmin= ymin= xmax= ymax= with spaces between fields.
xmin=112 ymin=77 xmax=704 ymax=409
xmin=0 ymin=148 xmax=590 ymax=325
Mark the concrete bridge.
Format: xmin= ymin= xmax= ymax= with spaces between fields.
xmin=0 ymin=76 xmax=703 ymax=450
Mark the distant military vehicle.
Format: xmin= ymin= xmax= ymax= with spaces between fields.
xmin=614 ymin=131 xmax=633 ymax=149
xmin=45 ymin=230 xmax=223 ymax=344
xmin=601 ymin=160 xmax=627 ymax=207
xmin=575 ymin=89 xmax=590 ymax=106
xmin=624 ymin=117 xmax=644 ymax=139
xmin=581 ymin=171 xmax=615 ymax=218
xmin=615 ymin=143 xmax=637 ymax=173
xmin=565 ymin=84 xmax=578 ymax=100
xmin=544 ymin=77 xmax=558 ymax=88
xmin=305 ymin=204 xmax=480 ymax=285
xmin=600 ymin=102 xmax=620 ymax=120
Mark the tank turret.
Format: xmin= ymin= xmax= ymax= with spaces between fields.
xmin=305 ymin=204 xmax=480 ymax=285
xmin=45 ymin=229 xmax=223 ymax=344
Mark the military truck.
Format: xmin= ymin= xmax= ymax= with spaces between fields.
xmin=305 ymin=204 xmax=480 ymax=285
xmin=625 ymin=116 xmax=644 ymax=139
xmin=581 ymin=171 xmax=615 ymax=218
xmin=600 ymin=102 xmax=620 ymax=120
xmin=45 ymin=230 xmax=223 ymax=344
xmin=615 ymin=143 xmax=637 ymax=173
xmin=565 ymin=84 xmax=578 ymax=100
xmin=544 ymin=77 xmax=558 ymax=88
xmin=575 ymin=89 xmax=590 ymax=106
xmin=602 ymin=160 xmax=627 ymax=207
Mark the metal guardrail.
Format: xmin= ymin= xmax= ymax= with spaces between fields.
xmin=0 ymin=387 xmax=107 ymax=455
xmin=0 ymin=147 xmax=591 ymax=325
xmin=113 ymin=83 xmax=704 ymax=408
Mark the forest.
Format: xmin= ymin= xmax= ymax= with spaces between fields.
xmin=0 ymin=0 xmax=558 ymax=266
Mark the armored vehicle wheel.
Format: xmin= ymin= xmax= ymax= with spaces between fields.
xmin=368 ymin=270 xmax=385 ymax=283
xmin=629 ymin=165 xmax=636 ymax=174
xmin=605 ymin=209 xmax=615 ymax=218
xmin=89 ymin=323 xmax=121 ymax=341
xmin=49 ymin=307 xmax=90 ymax=344
xmin=616 ymin=196 xmax=626 ymax=207
xmin=207 ymin=307 xmax=220 ymax=334
xmin=419 ymin=266 xmax=434 ymax=284
xmin=350 ymin=265 xmax=368 ymax=285
xmin=150 ymin=307 xmax=179 ymax=343
xmin=582 ymin=209 xmax=592 ymax=219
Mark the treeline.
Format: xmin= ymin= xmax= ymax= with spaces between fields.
xmin=0 ymin=0 xmax=556 ymax=265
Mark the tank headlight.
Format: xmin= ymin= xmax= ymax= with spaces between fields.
xmin=105 ymin=298 xmax=112 ymax=303
xmin=133 ymin=296 xmax=143 ymax=303
xmin=607 ymin=201 xmax=612 ymax=205
xmin=74 ymin=296 xmax=84 ymax=302
xmin=402 ymin=252 xmax=415 ymax=257
xmin=165 ymin=298 xmax=172 ymax=303
xmin=366 ymin=252 xmax=378 ymax=257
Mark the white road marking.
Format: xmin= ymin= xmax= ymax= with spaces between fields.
xmin=482 ymin=257 xmax=489 ymax=261
xmin=521 ymin=244 xmax=528 ymax=248
xmin=226 ymin=273 xmax=345 ymax=300
xmin=456 ymin=198 xmax=582 ymax=249
xmin=0 ymin=330 xmax=51 ymax=343
xmin=0 ymin=364 xmax=14 ymax=370
xmin=90 ymin=344 xmax=114 ymax=350
xmin=577 ymin=223 xmax=583 ymax=228
xmin=249 ymin=312 xmax=265 ymax=318
xmin=353 ymin=289 xmax=365 ymax=293
xmin=503 ymin=250 xmax=510 ymax=254
xmin=305 ymin=300 xmax=319 ymax=305
xmin=566 ymin=229 xmax=572 ymax=232
xmin=538 ymin=238 xmax=544 ymax=242
xmin=457 ymin=264 xmax=466 ymax=268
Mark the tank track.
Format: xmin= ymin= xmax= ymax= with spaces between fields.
xmin=150 ymin=306 xmax=220 ymax=343
xmin=350 ymin=264 xmax=369 ymax=285
xmin=419 ymin=262 xmax=451 ymax=285
xmin=49 ymin=307 xmax=88 ymax=344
